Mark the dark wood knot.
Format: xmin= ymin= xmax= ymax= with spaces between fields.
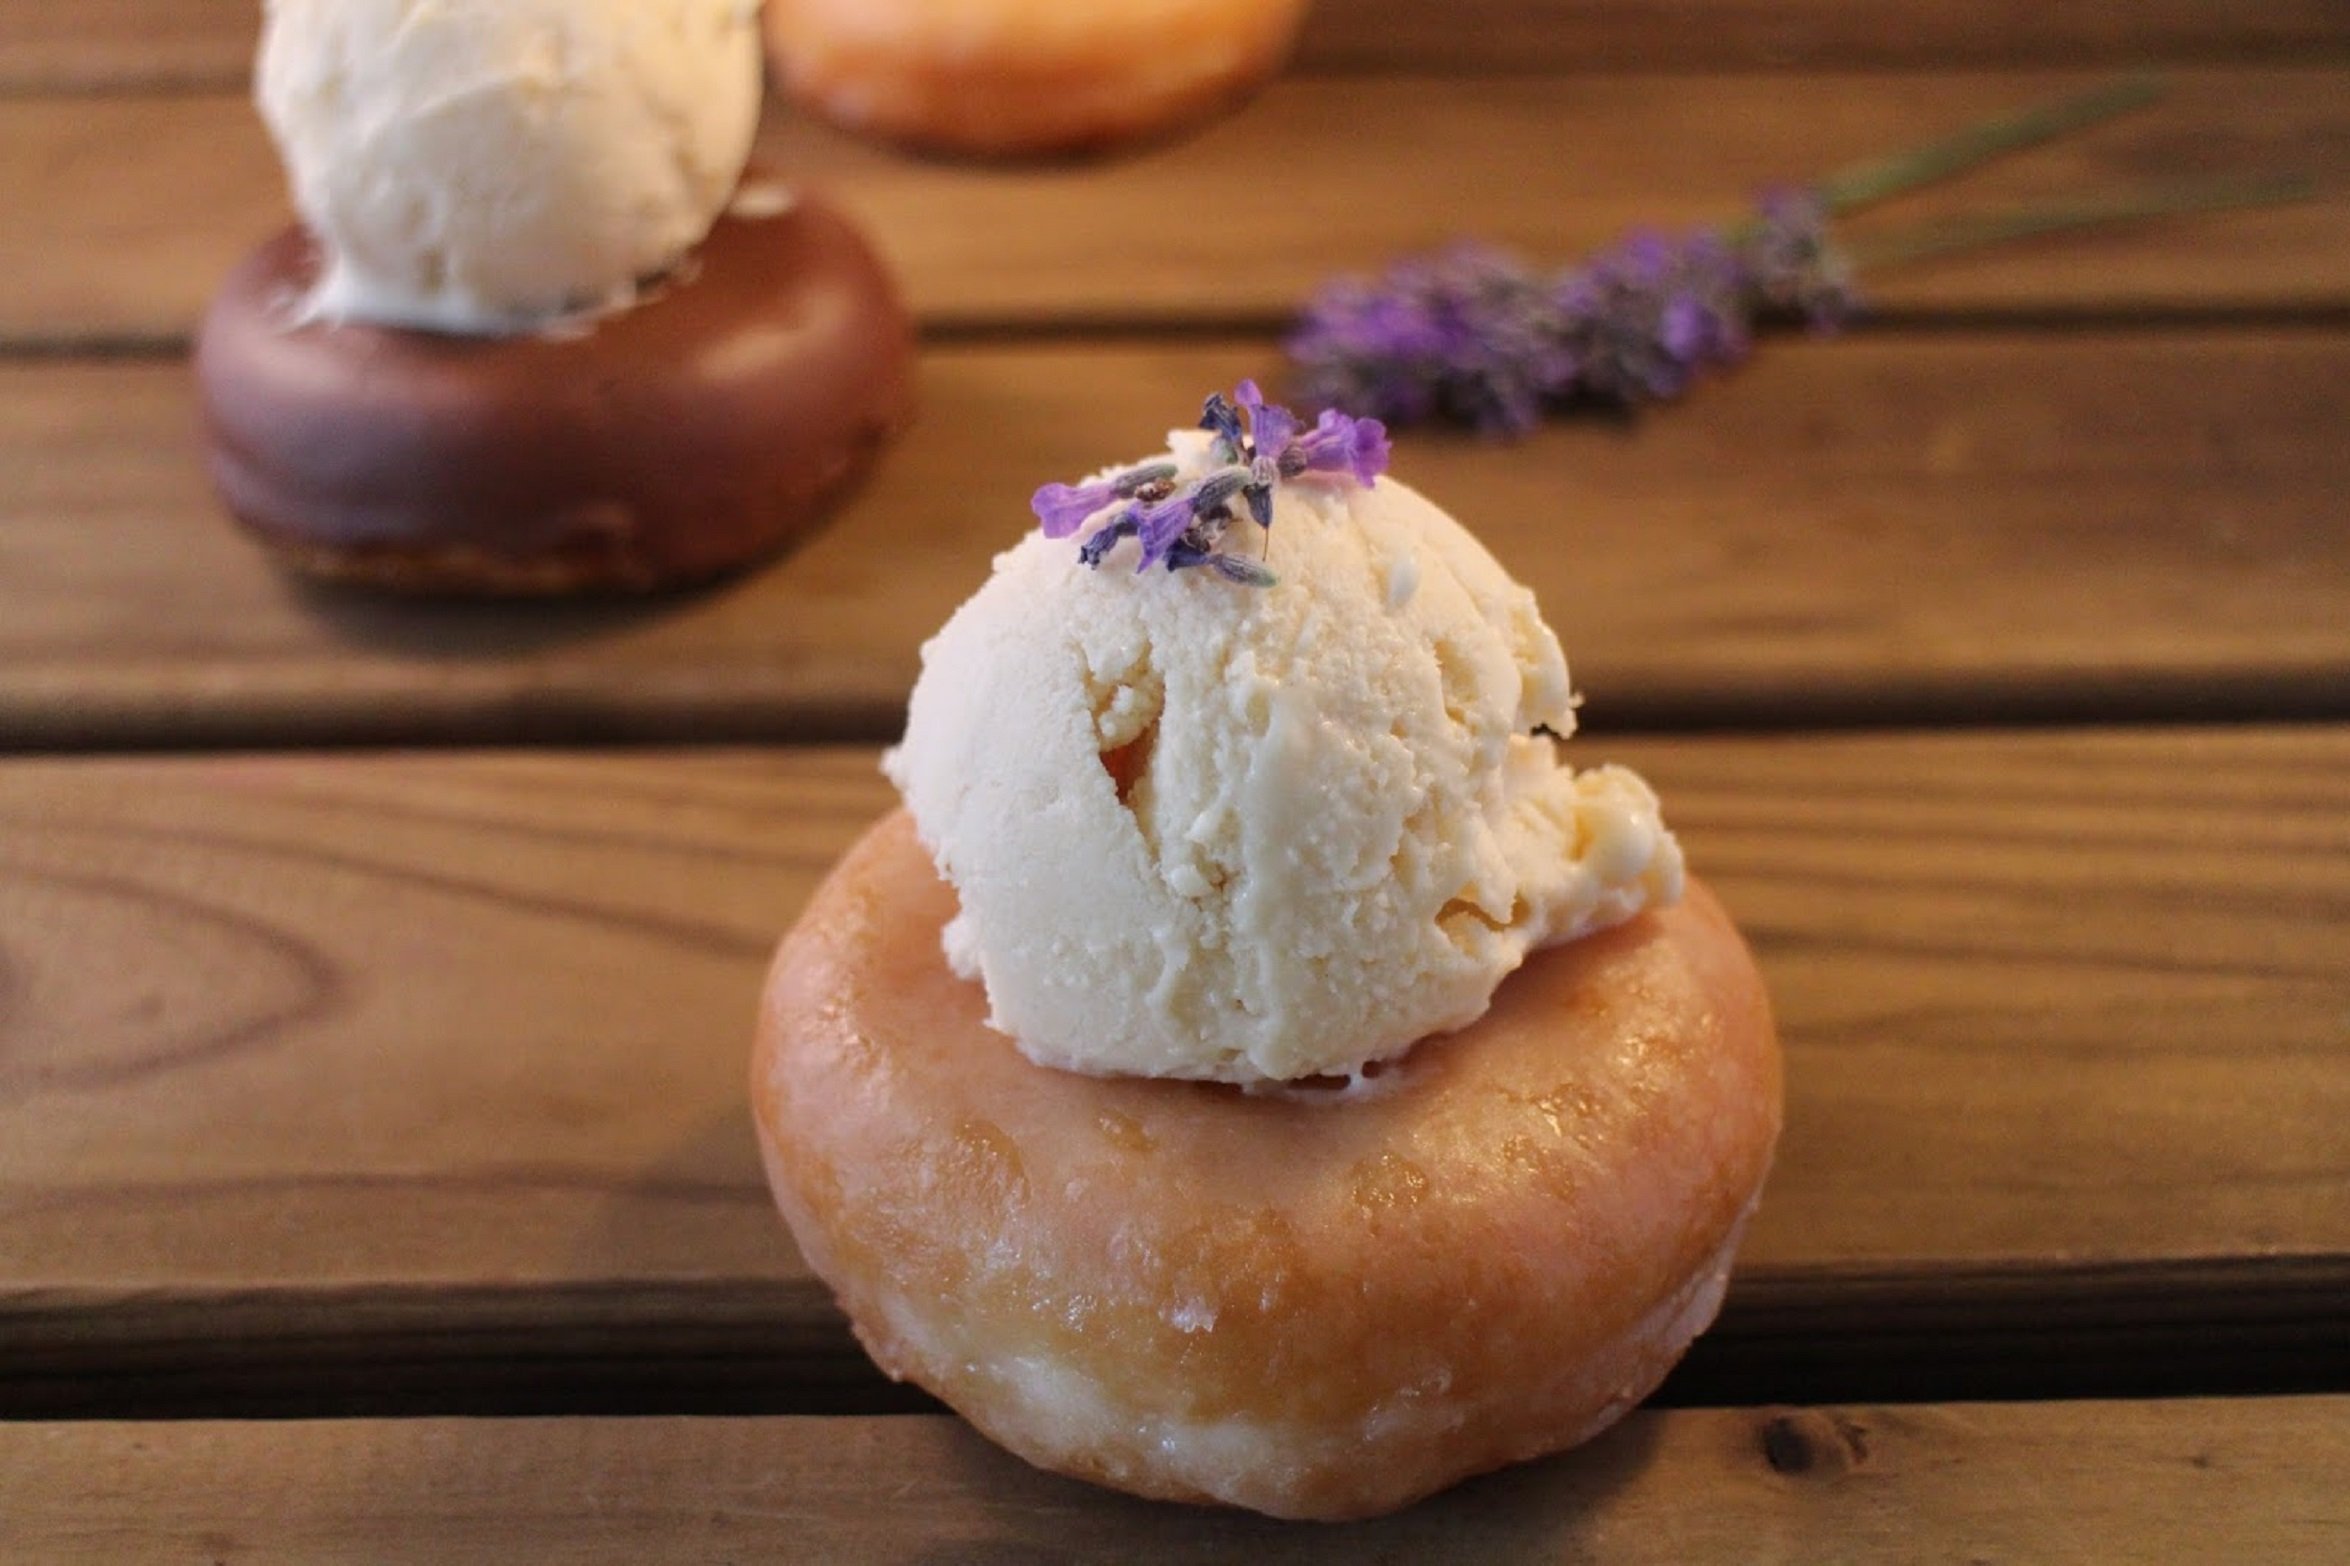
xmin=1760 ymin=1408 xmax=1872 ymax=1476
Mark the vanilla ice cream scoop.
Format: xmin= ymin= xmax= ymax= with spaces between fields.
xmin=887 ymin=402 xmax=1684 ymax=1085
xmin=257 ymin=0 xmax=763 ymax=333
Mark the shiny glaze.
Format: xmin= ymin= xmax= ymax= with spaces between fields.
xmin=194 ymin=187 xmax=914 ymax=592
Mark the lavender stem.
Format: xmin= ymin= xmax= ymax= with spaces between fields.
xmin=1809 ymin=75 xmax=2166 ymax=218
xmin=1845 ymin=171 xmax=2316 ymax=272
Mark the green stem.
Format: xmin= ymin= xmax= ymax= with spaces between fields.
xmin=1813 ymin=75 xmax=2167 ymax=216
xmin=1846 ymin=172 xmax=2317 ymax=272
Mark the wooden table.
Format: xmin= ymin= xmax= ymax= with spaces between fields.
xmin=3 ymin=3 xmax=2346 ymax=1559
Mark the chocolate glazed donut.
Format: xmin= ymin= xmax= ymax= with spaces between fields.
xmin=195 ymin=185 xmax=915 ymax=594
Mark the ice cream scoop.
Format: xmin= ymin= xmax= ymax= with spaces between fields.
xmin=886 ymin=390 xmax=1683 ymax=1085
xmin=257 ymin=0 xmax=763 ymax=333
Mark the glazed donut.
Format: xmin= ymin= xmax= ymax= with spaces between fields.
xmin=195 ymin=189 xmax=914 ymax=595
xmin=754 ymin=810 xmax=1782 ymax=1521
xmin=762 ymin=0 xmax=1314 ymax=157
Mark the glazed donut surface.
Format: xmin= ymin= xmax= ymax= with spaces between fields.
xmin=754 ymin=810 xmax=1781 ymax=1520
xmin=763 ymin=0 xmax=1312 ymax=156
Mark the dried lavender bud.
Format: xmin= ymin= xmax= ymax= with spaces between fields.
xmin=1199 ymin=392 xmax=1247 ymax=463
xmin=1742 ymin=187 xmax=1860 ymax=328
xmin=1077 ymin=511 xmax=1138 ymax=569
xmin=1205 ymin=551 xmax=1279 ymax=588
xmin=1032 ymin=384 xmax=1389 ymax=587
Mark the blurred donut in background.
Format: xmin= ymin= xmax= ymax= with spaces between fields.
xmin=763 ymin=0 xmax=1315 ymax=156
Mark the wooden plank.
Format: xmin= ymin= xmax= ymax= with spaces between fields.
xmin=1304 ymin=2 xmax=2350 ymax=74
xmin=3 ymin=1400 xmax=2346 ymax=1561
xmin=2 ymin=71 xmax=2343 ymax=349
xmin=4 ymin=332 xmax=2346 ymax=750
xmin=6 ymin=0 xmax=2345 ymax=92
xmin=1 ymin=731 xmax=2344 ymax=1409
xmin=0 ymin=0 xmax=247 ymax=93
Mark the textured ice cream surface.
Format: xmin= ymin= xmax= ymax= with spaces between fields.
xmin=886 ymin=433 xmax=1684 ymax=1085
xmin=258 ymin=0 xmax=763 ymax=334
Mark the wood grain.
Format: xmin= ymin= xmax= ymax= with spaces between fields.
xmin=3 ymin=71 xmax=2343 ymax=349
xmin=4 ymin=1400 xmax=2346 ymax=1562
xmin=1 ymin=732 xmax=2343 ymax=1409
xmin=4 ymin=331 xmax=2345 ymax=749
xmin=6 ymin=0 xmax=2345 ymax=91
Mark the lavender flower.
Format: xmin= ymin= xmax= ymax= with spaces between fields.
xmin=1286 ymin=191 xmax=1857 ymax=435
xmin=1031 ymin=384 xmax=1390 ymax=588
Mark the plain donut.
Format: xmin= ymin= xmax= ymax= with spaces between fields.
xmin=753 ymin=810 xmax=1781 ymax=1520
xmin=762 ymin=0 xmax=1313 ymax=157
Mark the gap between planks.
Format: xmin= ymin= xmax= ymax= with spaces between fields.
xmin=2 ymin=1399 xmax=2345 ymax=1562
xmin=3 ymin=1256 xmax=2348 ymax=1419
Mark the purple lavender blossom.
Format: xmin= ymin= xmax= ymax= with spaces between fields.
xmin=1031 ymin=385 xmax=1390 ymax=588
xmin=1284 ymin=407 xmax=1393 ymax=483
xmin=1234 ymin=380 xmax=1297 ymax=468
xmin=1131 ymin=488 xmax=1203 ymax=572
xmin=1232 ymin=378 xmax=1392 ymax=484
xmin=1285 ymin=190 xmax=1859 ymax=435
xmin=1030 ymin=459 xmax=1179 ymax=539
xmin=1031 ymin=480 xmax=1119 ymax=539
xmin=1286 ymin=244 xmax=1568 ymax=436
xmin=1554 ymin=228 xmax=1750 ymax=405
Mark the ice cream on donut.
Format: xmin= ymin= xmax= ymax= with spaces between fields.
xmin=889 ymin=388 xmax=1683 ymax=1085
xmin=258 ymin=0 xmax=766 ymax=335
xmin=754 ymin=386 xmax=1781 ymax=1518
xmin=196 ymin=0 xmax=915 ymax=594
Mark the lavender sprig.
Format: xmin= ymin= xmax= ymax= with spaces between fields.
xmin=1032 ymin=383 xmax=1390 ymax=588
xmin=1288 ymin=77 xmax=2310 ymax=436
